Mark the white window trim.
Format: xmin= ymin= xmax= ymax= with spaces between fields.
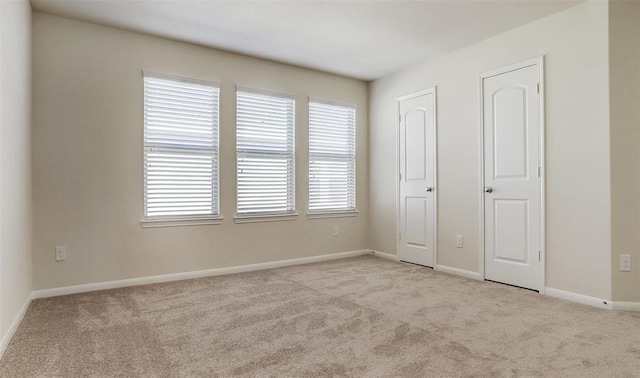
xmin=236 ymin=85 xmax=297 ymax=100
xmin=142 ymin=70 xmax=221 ymax=88
xmin=307 ymin=210 xmax=358 ymax=220
xmin=234 ymin=213 xmax=299 ymax=224
xmin=235 ymin=86 xmax=297 ymax=220
xmin=141 ymin=216 xmax=224 ymax=228
xmin=308 ymin=96 xmax=357 ymax=109
xmin=141 ymin=72 xmax=222 ymax=227
xmin=308 ymin=97 xmax=357 ymax=214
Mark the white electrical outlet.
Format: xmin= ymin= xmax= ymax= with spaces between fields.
xmin=456 ymin=235 xmax=463 ymax=248
xmin=620 ymin=254 xmax=631 ymax=272
xmin=55 ymin=246 xmax=66 ymax=261
xmin=333 ymin=226 xmax=339 ymax=237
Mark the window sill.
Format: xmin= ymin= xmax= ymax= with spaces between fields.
xmin=234 ymin=213 xmax=298 ymax=224
xmin=307 ymin=210 xmax=358 ymax=219
xmin=141 ymin=217 xmax=223 ymax=228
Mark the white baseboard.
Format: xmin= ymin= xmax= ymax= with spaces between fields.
xmin=435 ymin=264 xmax=483 ymax=281
xmin=612 ymin=301 xmax=640 ymax=312
xmin=544 ymin=287 xmax=612 ymax=310
xmin=370 ymin=250 xmax=399 ymax=262
xmin=33 ymin=250 xmax=370 ymax=299
xmin=0 ymin=293 xmax=33 ymax=359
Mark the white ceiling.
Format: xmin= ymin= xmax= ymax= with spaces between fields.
xmin=30 ymin=0 xmax=581 ymax=81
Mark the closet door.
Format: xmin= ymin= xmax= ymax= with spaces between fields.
xmin=398 ymin=89 xmax=436 ymax=267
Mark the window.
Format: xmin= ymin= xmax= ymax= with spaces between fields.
xmin=142 ymin=73 xmax=220 ymax=225
xmin=308 ymin=100 xmax=356 ymax=214
xmin=236 ymin=87 xmax=296 ymax=219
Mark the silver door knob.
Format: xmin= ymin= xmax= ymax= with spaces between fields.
xmin=484 ymin=187 xmax=493 ymax=193
xmin=426 ymin=187 xmax=433 ymax=192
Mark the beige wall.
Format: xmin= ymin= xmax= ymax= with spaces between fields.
xmin=32 ymin=13 xmax=368 ymax=290
xmin=610 ymin=1 xmax=640 ymax=302
xmin=0 ymin=0 xmax=33 ymax=339
xmin=369 ymin=2 xmax=612 ymax=299
xmin=25 ymin=2 xmax=637 ymax=304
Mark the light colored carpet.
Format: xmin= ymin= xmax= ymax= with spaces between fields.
xmin=1 ymin=255 xmax=640 ymax=377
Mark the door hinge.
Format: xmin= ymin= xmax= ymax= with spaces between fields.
xmin=399 ymin=114 xmax=402 ymax=123
xmin=537 ymin=83 xmax=540 ymax=94
xmin=538 ymin=250 xmax=541 ymax=261
xmin=537 ymin=166 xmax=541 ymax=178
xmin=399 ymin=232 xmax=402 ymax=240
xmin=399 ymin=172 xmax=402 ymax=181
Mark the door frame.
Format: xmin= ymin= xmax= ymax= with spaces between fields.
xmin=478 ymin=57 xmax=546 ymax=293
xmin=396 ymin=87 xmax=438 ymax=266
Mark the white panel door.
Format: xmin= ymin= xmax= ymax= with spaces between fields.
xmin=483 ymin=63 xmax=541 ymax=291
xmin=398 ymin=90 xmax=436 ymax=267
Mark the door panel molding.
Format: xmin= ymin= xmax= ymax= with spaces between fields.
xmin=479 ymin=57 xmax=545 ymax=293
xmin=492 ymin=86 xmax=529 ymax=179
xmin=493 ymin=198 xmax=529 ymax=264
xmin=397 ymin=87 xmax=438 ymax=267
xmin=404 ymin=109 xmax=428 ymax=181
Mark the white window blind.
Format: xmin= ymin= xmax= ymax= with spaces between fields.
xmin=309 ymin=100 xmax=356 ymax=212
xmin=236 ymin=88 xmax=295 ymax=216
xmin=143 ymin=74 xmax=220 ymax=220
